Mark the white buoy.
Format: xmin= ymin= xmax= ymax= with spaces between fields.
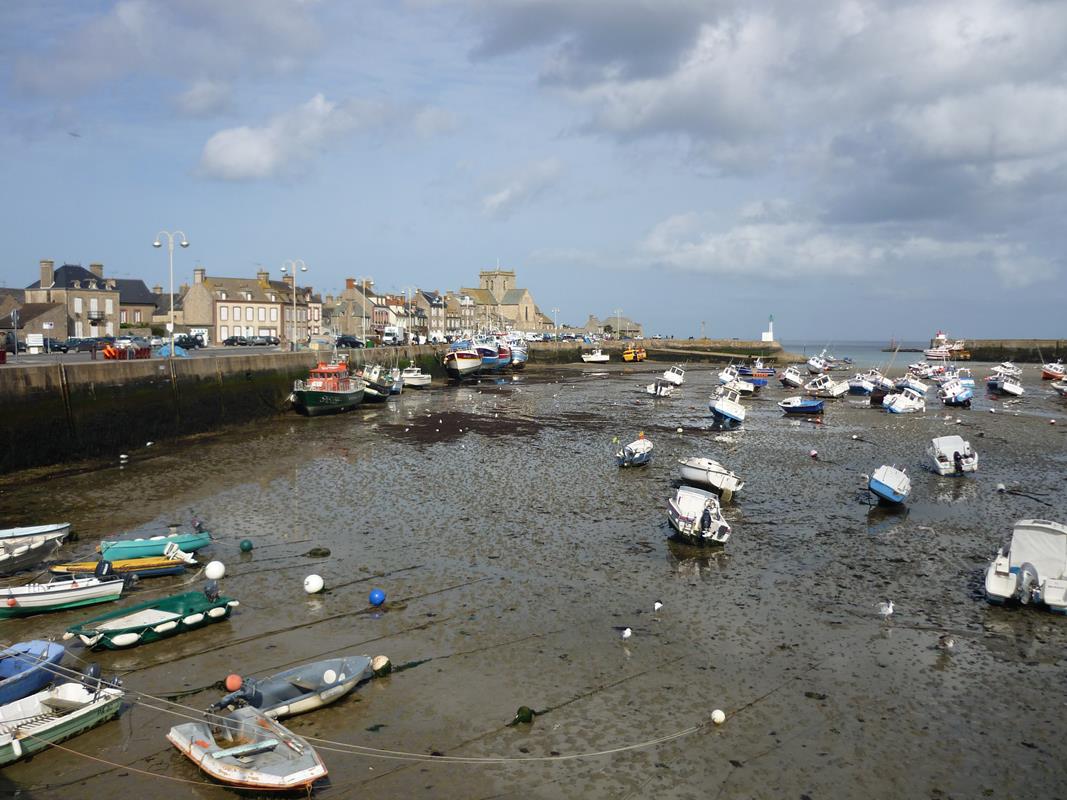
xmin=304 ymin=574 xmax=325 ymax=594
xmin=711 ymin=709 xmax=726 ymax=725
xmin=997 ymin=483 xmax=1007 ymax=493
xmin=676 ymin=427 xmax=683 ymax=433
xmin=119 ymin=454 xmax=129 ymax=461
xmin=146 ymin=441 xmax=154 ymax=447
xmin=205 ymin=561 xmax=225 ymax=581
xmin=620 ymin=627 xmax=632 ymax=640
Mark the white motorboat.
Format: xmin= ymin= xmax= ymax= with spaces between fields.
xmin=1052 ymin=379 xmax=1067 ymax=397
xmin=883 ymin=387 xmax=925 ymax=414
xmin=907 ymin=360 xmax=936 ymax=378
xmin=615 ymin=437 xmax=653 ymax=467
xmin=779 ymin=365 xmax=805 ymax=388
xmin=662 ymin=365 xmax=685 ymax=385
xmin=937 ymin=377 xmax=973 ymax=407
xmin=718 ymin=364 xmax=741 ymax=385
xmin=709 ymin=387 xmax=745 ymax=428
xmin=985 ymin=519 xmax=1067 ymax=612
xmin=646 ymin=380 xmax=674 ymax=397
xmin=868 ymin=465 xmax=911 ymax=505
xmin=1 ymin=573 xmax=126 ymax=618
xmin=999 ymin=374 xmax=1025 ymax=396
xmin=677 ymin=457 xmax=744 ymax=499
xmin=400 ymin=365 xmax=431 ymax=388
xmin=666 ymin=486 xmax=731 ymax=545
xmin=581 ymin=348 xmax=610 ymax=364
xmin=900 ymin=375 xmax=929 ymax=395
xmin=927 ymin=435 xmax=978 ymax=476
xmin=847 ymin=372 xmax=875 ymax=395
xmin=804 ymin=373 xmax=848 ymax=398
xmin=806 ymin=350 xmax=829 ymax=374
xmin=723 ymin=377 xmax=756 ymax=396
xmin=994 ymin=361 xmax=1022 ymax=377
xmin=955 ymin=368 xmax=975 ymax=388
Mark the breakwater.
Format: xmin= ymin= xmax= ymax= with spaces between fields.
xmin=0 ymin=339 xmax=784 ymax=474
xmin=960 ymin=339 xmax=1065 ymax=363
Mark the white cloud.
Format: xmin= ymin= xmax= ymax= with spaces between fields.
xmin=481 ymin=158 xmax=563 ymax=219
xmin=640 ymin=206 xmax=1059 ymax=288
xmin=198 ymin=94 xmax=450 ymax=181
xmin=175 ymin=79 xmax=232 ymax=117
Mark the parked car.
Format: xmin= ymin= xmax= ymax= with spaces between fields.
xmin=250 ymin=335 xmax=269 ymax=346
xmin=266 ymin=335 xmax=280 ymax=346
xmin=149 ymin=336 xmax=163 ymax=347
xmin=43 ymin=337 xmax=68 ymax=353
xmin=175 ymin=335 xmax=204 ymax=349
xmin=335 ymin=335 xmax=365 ymax=349
xmin=115 ymin=335 xmax=135 ymax=347
xmin=3 ymin=332 xmax=27 ymax=353
xmin=74 ymin=337 xmax=104 ymax=352
xmin=222 ymin=336 xmax=248 ymax=346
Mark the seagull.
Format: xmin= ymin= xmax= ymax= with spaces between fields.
xmin=877 ymin=600 xmax=894 ymax=620
xmin=653 ymin=600 xmax=663 ymax=613
xmin=613 ymin=626 xmax=633 ymax=640
xmin=937 ymin=634 xmax=956 ymax=651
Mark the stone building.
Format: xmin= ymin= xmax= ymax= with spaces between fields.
xmin=582 ymin=313 xmax=644 ymax=339
xmin=25 ymin=261 xmax=121 ymax=338
xmin=460 ymin=269 xmax=550 ymax=332
xmin=413 ymin=290 xmax=447 ymax=341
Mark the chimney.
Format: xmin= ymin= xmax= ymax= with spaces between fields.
xmin=193 ymin=267 xmax=206 ymax=284
xmin=39 ymin=259 xmax=54 ymax=289
xmin=325 ymin=293 xmax=334 ymax=305
xmin=345 ymin=277 xmax=356 ymax=290
xmin=257 ymin=268 xmax=269 ymax=285
xmin=282 ymin=275 xmax=294 ymax=288
xmin=152 ymin=284 xmax=162 ymax=295
xmin=179 ymin=282 xmax=189 ymax=294
xmin=89 ymin=262 xmax=104 ymax=278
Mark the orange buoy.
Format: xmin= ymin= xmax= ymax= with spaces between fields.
xmin=224 ymin=673 xmax=242 ymax=692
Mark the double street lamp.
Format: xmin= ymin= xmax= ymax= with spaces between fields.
xmin=153 ymin=231 xmax=189 ymax=358
xmin=280 ymin=260 xmax=308 ymax=351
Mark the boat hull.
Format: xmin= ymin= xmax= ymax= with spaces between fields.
xmin=0 ymin=579 xmax=124 ymax=618
xmin=51 ymin=556 xmax=190 ymax=578
xmin=292 ymin=387 xmax=364 ymax=416
xmin=0 ymin=523 xmax=70 ymax=544
xmin=0 ymin=684 xmax=123 ymax=766
xmin=0 ymin=641 xmax=66 ymax=705
xmin=100 ymin=531 xmax=211 ymax=561
xmin=66 ymin=591 xmax=237 ymax=650
xmin=869 ymin=477 xmax=907 ymax=504
xmin=778 ymin=398 xmax=824 ymax=414
xmin=0 ymin=534 xmax=65 ymax=576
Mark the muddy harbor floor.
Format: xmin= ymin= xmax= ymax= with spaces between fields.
xmin=2 ymin=363 xmax=1066 ymax=799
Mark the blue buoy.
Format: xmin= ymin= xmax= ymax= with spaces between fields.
xmin=369 ymin=588 xmax=386 ymax=607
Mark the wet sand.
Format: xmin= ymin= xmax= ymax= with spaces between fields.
xmin=1 ymin=363 xmax=1066 ymax=798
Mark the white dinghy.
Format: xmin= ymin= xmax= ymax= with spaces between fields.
xmin=661 ymin=365 xmax=685 ymax=385
xmin=646 ymin=380 xmax=674 ymax=398
xmin=677 ymin=457 xmax=744 ymax=500
xmin=779 ymin=365 xmax=805 ymax=388
xmin=666 ymin=486 xmax=731 ymax=545
xmin=985 ymin=519 xmax=1067 ymax=612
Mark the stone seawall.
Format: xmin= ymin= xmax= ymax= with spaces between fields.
xmin=962 ymin=339 xmax=1065 ymax=363
xmin=0 ymin=339 xmax=783 ymax=474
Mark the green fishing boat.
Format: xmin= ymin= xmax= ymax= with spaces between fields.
xmin=64 ymin=588 xmax=237 ymax=650
xmin=291 ymin=360 xmax=365 ymax=416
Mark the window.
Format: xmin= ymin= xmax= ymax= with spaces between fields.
xmin=220 ymin=306 xmax=228 ymax=321
xmin=232 ymin=306 xmax=240 ymax=321
xmin=90 ymin=297 xmax=98 ymax=312
xmin=134 ymin=310 xmax=141 ymax=323
xmin=120 ymin=310 xmax=127 ymax=323
xmin=270 ymin=307 xmax=278 ymax=322
xmin=245 ymin=306 xmax=253 ymax=322
xmin=258 ymin=307 xmax=265 ymax=322
xmin=74 ymin=297 xmax=83 ymax=313
xmin=220 ymin=325 xmax=228 ymax=338
xmin=244 ymin=292 xmax=252 ymax=300
xmin=105 ymin=299 xmax=113 ymax=314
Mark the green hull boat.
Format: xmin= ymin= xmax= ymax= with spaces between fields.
xmin=0 ymin=682 xmax=123 ymax=766
xmin=292 ymin=385 xmax=364 ymax=416
xmin=64 ymin=590 xmax=238 ymax=650
xmin=99 ymin=529 xmax=212 ymax=561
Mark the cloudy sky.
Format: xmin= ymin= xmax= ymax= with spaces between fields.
xmin=2 ymin=0 xmax=1065 ymax=340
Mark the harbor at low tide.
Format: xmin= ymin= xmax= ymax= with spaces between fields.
xmin=2 ymin=361 xmax=1066 ymax=798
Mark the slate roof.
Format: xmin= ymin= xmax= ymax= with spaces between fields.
xmin=152 ymin=292 xmax=184 ymax=313
xmin=113 ymin=278 xmax=156 ymax=306
xmin=26 ymin=264 xmax=116 ymax=291
xmin=500 ymin=288 xmax=527 ymax=305
xmin=199 ymin=276 xmax=307 ymax=305
xmin=0 ymin=303 xmax=62 ymax=329
xmin=460 ymin=288 xmax=496 ymax=305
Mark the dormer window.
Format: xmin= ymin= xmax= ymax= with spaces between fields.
xmin=269 ymin=293 xmax=276 ymax=302
xmin=89 ymin=279 xmax=98 ymax=289
xmin=72 ymin=280 xmax=81 ymax=289
xmin=219 ymin=291 xmax=227 ymax=300
xmin=244 ymin=291 xmax=252 ymax=300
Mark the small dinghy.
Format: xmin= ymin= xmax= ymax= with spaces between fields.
xmin=168 ymin=705 xmax=327 ymax=791
xmin=209 ymin=655 xmax=390 ymax=719
xmin=65 ymin=585 xmax=237 ymax=650
xmin=778 ymin=396 xmax=824 ymax=415
xmin=927 ymin=435 xmax=978 ymax=476
xmin=615 ymin=436 xmax=653 ymax=467
xmin=677 ymin=457 xmax=744 ymax=500
xmin=1 ymin=563 xmax=125 ymax=618
xmin=0 ymin=641 xmax=65 ymax=705
xmin=580 ymin=348 xmax=610 ymax=363
xmin=868 ymin=465 xmax=911 ymax=505
xmin=100 ymin=521 xmax=211 ymax=561
xmin=985 ymin=519 xmax=1067 ymax=612
xmin=0 ymin=523 xmax=70 ymax=544
xmin=0 ymin=676 xmax=123 ymax=766
xmin=661 ymin=365 xmax=685 ymax=385
xmin=709 ymin=387 xmax=745 ymax=429
xmin=667 ymin=486 xmax=731 ymax=545
xmin=646 ymin=380 xmax=674 ymax=397
xmin=51 ymin=542 xmax=196 ymax=579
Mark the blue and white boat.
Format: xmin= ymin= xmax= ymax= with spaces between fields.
xmin=709 ymin=387 xmax=745 ymax=428
xmin=509 ymin=345 xmax=528 ymax=370
xmin=884 ymin=387 xmax=926 ymax=413
xmin=937 ymin=377 xmax=973 ymax=407
xmin=778 ymin=396 xmax=824 ymax=415
xmin=615 ymin=436 xmax=653 ymax=467
xmin=0 ymin=641 xmax=65 ymax=705
xmin=738 ymin=358 xmax=776 ymax=378
xmin=868 ymin=465 xmax=911 ymax=505
xmin=955 ymin=368 xmax=975 ymax=388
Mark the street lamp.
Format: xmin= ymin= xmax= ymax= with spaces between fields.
xmin=613 ymin=307 xmax=623 ymax=340
xmin=280 ymin=260 xmax=308 ymax=351
xmin=153 ymin=231 xmax=189 ymax=358
xmin=550 ymin=307 xmax=559 ymax=339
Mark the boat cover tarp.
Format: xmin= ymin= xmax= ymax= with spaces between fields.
xmin=1011 ymin=524 xmax=1067 ymax=579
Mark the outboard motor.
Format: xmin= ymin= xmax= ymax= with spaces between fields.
xmin=953 ymin=451 xmax=964 ymax=474
xmin=204 ymin=579 xmax=220 ymax=602
xmin=94 ymin=560 xmax=114 ymax=579
xmin=700 ymin=507 xmax=713 ymax=533
xmin=81 ymin=663 xmax=102 ymax=691
xmin=193 ymin=518 xmax=204 ymax=533
xmin=1016 ymin=563 xmax=1040 ymax=604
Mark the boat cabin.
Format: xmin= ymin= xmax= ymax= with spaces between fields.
xmin=306 ymin=362 xmax=352 ymax=392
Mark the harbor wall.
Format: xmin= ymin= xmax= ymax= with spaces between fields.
xmin=962 ymin=339 xmax=1065 ymax=363
xmin=0 ymin=339 xmax=783 ymax=474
